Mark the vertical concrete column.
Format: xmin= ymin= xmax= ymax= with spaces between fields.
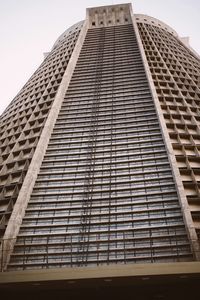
xmin=129 ymin=4 xmax=200 ymax=260
xmin=0 ymin=17 xmax=90 ymax=271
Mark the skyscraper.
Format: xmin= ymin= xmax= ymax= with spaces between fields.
xmin=0 ymin=3 xmax=200 ymax=298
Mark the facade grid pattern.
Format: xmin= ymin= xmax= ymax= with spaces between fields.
xmin=7 ymin=24 xmax=192 ymax=270
xmin=137 ymin=21 xmax=200 ymax=239
xmin=0 ymin=23 xmax=82 ymax=240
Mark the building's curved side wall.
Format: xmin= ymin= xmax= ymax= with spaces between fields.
xmin=0 ymin=18 xmax=89 ymax=270
xmin=0 ymin=25 xmax=81 ymax=241
xmin=137 ymin=19 xmax=200 ymax=250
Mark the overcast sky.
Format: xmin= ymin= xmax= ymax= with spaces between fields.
xmin=0 ymin=0 xmax=199 ymax=115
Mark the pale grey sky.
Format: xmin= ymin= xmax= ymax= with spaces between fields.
xmin=0 ymin=0 xmax=199 ymax=115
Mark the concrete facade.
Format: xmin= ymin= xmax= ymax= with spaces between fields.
xmin=0 ymin=3 xmax=200 ymax=289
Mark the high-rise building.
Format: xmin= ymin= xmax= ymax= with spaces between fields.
xmin=0 ymin=3 xmax=200 ymax=298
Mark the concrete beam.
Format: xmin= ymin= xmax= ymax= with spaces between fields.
xmin=0 ymin=262 xmax=200 ymax=284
